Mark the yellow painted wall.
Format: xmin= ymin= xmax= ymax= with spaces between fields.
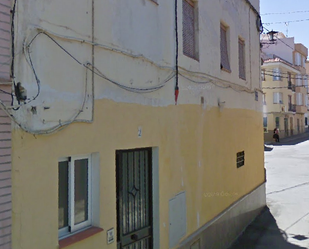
xmin=11 ymin=99 xmax=264 ymax=249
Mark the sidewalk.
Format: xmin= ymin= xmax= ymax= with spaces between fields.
xmin=228 ymin=207 xmax=306 ymax=249
xmin=266 ymin=130 xmax=309 ymax=146
xmin=230 ymin=136 xmax=309 ymax=249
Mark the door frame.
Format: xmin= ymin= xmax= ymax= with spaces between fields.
xmin=116 ymin=147 xmax=160 ymax=249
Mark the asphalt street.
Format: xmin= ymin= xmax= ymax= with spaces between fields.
xmin=229 ymin=133 xmax=309 ymax=249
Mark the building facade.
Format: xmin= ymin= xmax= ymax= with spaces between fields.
xmin=0 ymin=0 xmax=13 ymax=248
xmin=261 ymin=33 xmax=308 ymax=142
xmin=6 ymin=0 xmax=265 ymax=249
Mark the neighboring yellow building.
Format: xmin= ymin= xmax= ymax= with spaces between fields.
xmin=261 ymin=33 xmax=308 ymax=142
xmin=7 ymin=0 xmax=265 ymax=249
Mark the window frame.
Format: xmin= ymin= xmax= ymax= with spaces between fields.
xmin=58 ymin=155 xmax=92 ymax=239
xmin=273 ymin=92 xmax=283 ymax=104
xmin=238 ymin=38 xmax=246 ymax=80
xmin=236 ymin=151 xmax=245 ymax=168
xmin=182 ymin=0 xmax=199 ymax=60
xmin=296 ymin=74 xmax=302 ymax=86
xmin=296 ymin=92 xmax=303 ymax=106
xmin=261 ymin=70 xmax=265 ymax=81
xmin=273 ymin=68 xmax=281 ymax=81
xmin=220 ymin=23 xmax=231 ymax=72
xmin=263 ymin=117 xmax=267 ymax=128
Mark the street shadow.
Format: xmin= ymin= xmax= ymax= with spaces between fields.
xmin=264 ymin=145 xmax=273 ymax=151
xmin=228 ymin=206 xmax=307 ymax=249
xmin=272 ymin=136 xmax=309 ymax=146
xmin=269 ymin=131 xmax=309 ymax=146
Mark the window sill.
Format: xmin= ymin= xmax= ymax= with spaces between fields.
xmin=149 ymin=0 xmax=158 ymax=5
xmin=183 ymin=52 xmax=199 ymax=62
xmin=59 ymin=227 xmax=103 ymax=248
xmin=221 ymin=67 xmax=231 ymax=73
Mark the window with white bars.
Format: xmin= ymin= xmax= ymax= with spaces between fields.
xmin=238 ymin=38 xmax=245 ymax=80
xmin=220 ymin=24 xmax=230 ymax=72
xmin=273 ymin=68 xmax=281 ymax=81
xmin=261 ymin=70 xmax=265 ymax=81
xmin=58 ymin=156 xmax=92 ymax=238
xmin=296 ymin=92 xmax=302 ymax=106
xmin=58 ymin=154 xmax=100 ymax=238
xmin=296 ymin=74 xmax=302 ymax=86
xmin=273 ymin=92 xmax=283 ymax=104
xmin=304 ymin=75 xmax=308 ymax=87
xmin=182 ymin=0 xmax=198 ymax=60
xmin=295 ymin=52 xmax=301 ymax=66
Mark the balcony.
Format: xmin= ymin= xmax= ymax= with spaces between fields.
xmin=288 ymin=81 xmax=295 ymax=92
xmin=288 ymin=104 xmax=296 ymax=112
xmin=296 ymin=105 xmax=307 ymax=114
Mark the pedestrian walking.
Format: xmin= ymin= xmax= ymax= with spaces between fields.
xmin=273 ymin=128 xmax=280 ymax=142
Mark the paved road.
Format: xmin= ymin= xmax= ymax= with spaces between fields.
xmin=229 ymin=133 xmax=309 ymax=249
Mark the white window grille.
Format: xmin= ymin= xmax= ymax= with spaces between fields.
xmin=296 ymin=93 xmax=303 ymax=106
xmin=273 ymin=92 xmax=283 ymax=104
xmin=273 ymin=68 xmax=281 ymax=81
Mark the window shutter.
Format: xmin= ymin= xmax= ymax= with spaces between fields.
xmin=273 ymin=92 xmax=278 ymax=103
xmin=0 ymin=0 xmax=11 ymax=81
xmin=296 ymin=93 xmax=302 ymax=105
xmin=182 ymin=0 xmax=196 ymax=59
xmin=261 ymin=70 xmax=265 ymax=81
xmin=220 ymin=25 xmax=230 ymax=71
xmin=296 ymin=74 xmax=302 ymax=86
xmin=238 ymin=39 xmax=245 ymax=79
xmin=279 ymin=93 xmax=283 ymax=103
xmin=273 ymin=68 xmax=280 ymax=81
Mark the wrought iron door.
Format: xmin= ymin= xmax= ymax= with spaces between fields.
xmin=116 ymin=148 xmax=153 ymax=249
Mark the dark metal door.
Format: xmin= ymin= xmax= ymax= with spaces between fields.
xmin=116 ymin=148 xmax=153 ymax=249
xmin=284 ymin=118 xmax=289 ymax=136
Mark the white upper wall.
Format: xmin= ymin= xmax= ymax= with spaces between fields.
xmin=261 ymin=33 xmax=295 ymax=64
xmin=12 ymin=0 xmax=262 ymax=132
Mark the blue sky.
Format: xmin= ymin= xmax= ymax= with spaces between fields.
xmin=260 ymin=0 xmax=309 ymax=54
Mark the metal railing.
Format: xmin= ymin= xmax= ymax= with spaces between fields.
xmin=288 ymin=103 xmax=296 ymax=112
xmin=288 ymin=81 xmax=296 ymax=92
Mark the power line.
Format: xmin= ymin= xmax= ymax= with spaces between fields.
xmin=262 ymin=85 xmax=308 ymax=89
xmin=262 ymin=27 xmax=295 ymax=50
xmin=261 ymin=10 xmax=309 ymax=16
xmin=263 ymin=18 xmax=309 ymax=25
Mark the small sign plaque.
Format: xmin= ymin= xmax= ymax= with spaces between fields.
xmin=107 ymin=228 xmax=115 ymax=244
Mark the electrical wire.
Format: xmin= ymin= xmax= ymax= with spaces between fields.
xmin=262 ymin=10 xmax=309 ymax=16
xmin=29 ymin=27 xmax=262 ymax=95
xmin=263 ymin=72 xmax=308 ymax=80
xmin=262 ymin=26 xmax=295 ymax=51
xmin=0 ymin=67 xmax=89 ymax=135
xmin=24 ymin=31 xmax=174 ymax=94
xmin=8 ymin=25 xmax=263 ymax=134
xmin=263 ymin=18 xmax=309 ymax=25
xmin=174 ymin=0 xmax=179 ymax=105
xmin=262 ymin=86 xmax=308 ymax=89
xmin=31 ymin=25 xmax=173 ymax=72
xmin=87 ymin=63 xmax=175 ymax=93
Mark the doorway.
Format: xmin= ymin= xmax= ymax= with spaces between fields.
xmin=116 ymin=148 xmax=153 ymax=249
xmin=284 ymin=118 xmax=288 ymax=136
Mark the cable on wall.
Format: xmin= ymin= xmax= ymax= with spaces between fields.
xmin=174 ymin=0 xmax=179 ymax=105
xmin=27 ymin=27 xmax=261 ymax=95
xmin=24 ymin=31 xmax=174 ymax=94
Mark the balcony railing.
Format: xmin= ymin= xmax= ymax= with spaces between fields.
xmin=288 ymin=81 xmax=296 ymax=92
xmin=288 ymin=103 xmax=296 ymax=112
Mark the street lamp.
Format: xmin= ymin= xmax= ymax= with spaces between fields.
xmin=267 ymin=30 xmax=278 ymax=42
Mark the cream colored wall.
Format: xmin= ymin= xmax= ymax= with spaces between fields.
xmin=12 ymin=100 xmax=264 ymax=249
xmin=262 ymin=63 xmax=298 ymax=111
xmin=11 ymin=0 xmax=263 ymax=248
